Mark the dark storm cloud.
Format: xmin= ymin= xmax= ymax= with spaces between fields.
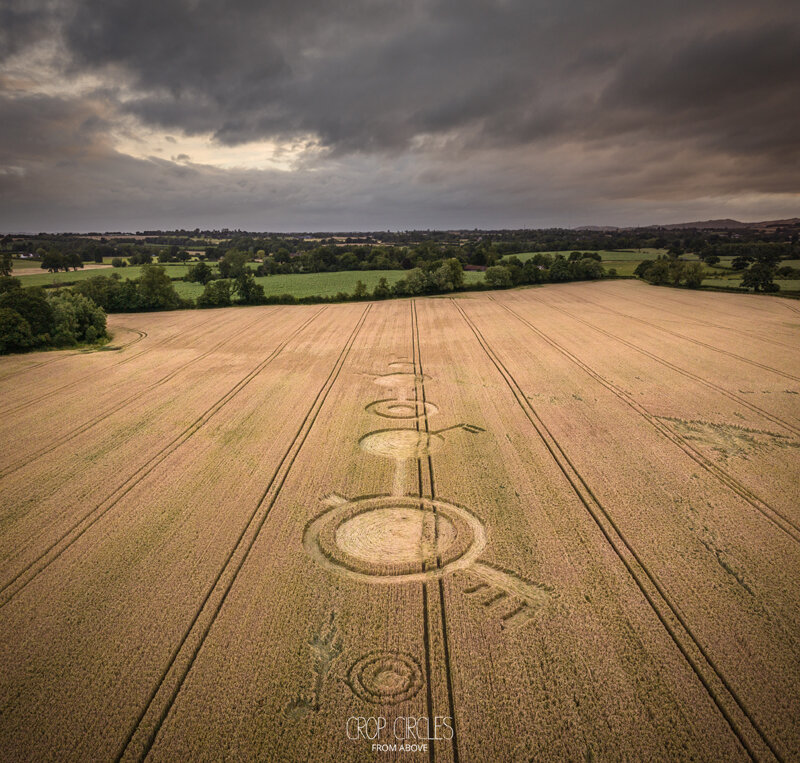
xmin=0 ymin=0 xmax=798 ymax=230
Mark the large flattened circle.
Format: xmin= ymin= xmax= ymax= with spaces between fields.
xmin=304 ymin=495 xmax=486 ymax=583
xmin=359 ymin=429 xmax=443 ymax=459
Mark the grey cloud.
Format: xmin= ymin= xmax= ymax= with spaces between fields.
xmin=0 ymin=0 xmax=798 ymax=230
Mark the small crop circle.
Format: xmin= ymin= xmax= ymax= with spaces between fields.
xmin=347 ymin=651 xmax=424 ymax=705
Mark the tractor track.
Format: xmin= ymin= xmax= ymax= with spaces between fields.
xmin=0 ymin=318 xmax=196 ymax=416
xmin=114 ymin=304 xmax=371 ymax=762
xmin=598 ymin=287 xmax=797 ymax=351
xmin=0 ymin=307 xmax=327 ymax=609
xmin=487 ymin=296 xmax=800 ymax=544
xmin=411 ymin=299 xmax=459 ymax=763
xmin=0 ymin=327 xmax=148 ymax=382
xmin=566 ymin=291 xmax=800 ymax=383
xmin=454 ymin=298 xmax=782 ymax=763
xmin=0 ymin=310 xmax=275 ymax=480
xmin=511 ymin=292 xmax=800 ymax=437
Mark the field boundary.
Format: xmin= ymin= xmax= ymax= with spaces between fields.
xmin=115 ymin=305 xmax=372 ymax=762
xmin=453 ymin=298 xmax=782 ymax=762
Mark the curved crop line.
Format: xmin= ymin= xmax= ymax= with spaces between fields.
xmin=488 ymin=296 xmax=800 ymax=545
xmin=0 ymin=310 xmax=275 ymax=480
xmin=115 ymin=305 xmax=371 ymax=762
xmin=0 ymin=322 xmax=192 ymax=416
xmin=0 ymin=307 xmax=327 ymax=609
xmin=453 ymin=298 xmax=782 ymax=763
xmin=0 ymin=326 xmax=148 ymax=383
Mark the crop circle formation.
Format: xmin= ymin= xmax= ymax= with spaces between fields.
xmin=347 ymin=651 xmax=424 ymax=705
xmin=304 ymin=495 xmax=486 ymax=583
xmin=365 ymin=399 xmax=439 ymax=420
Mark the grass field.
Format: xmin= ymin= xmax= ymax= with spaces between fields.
xmin=508 ymin=249 xmax=665 ymax=263
xmin=174 ymin=269 xmax=485 ymax=300
xmin=11 ymin=263 xmax=193 ymax=287
xmin=503 ymin=250 xmax=666 ymax=277
xmin=0 ymin=281 xmax=798 ymax=760
xmin=12 ymin=263 xmax=484 ymax=299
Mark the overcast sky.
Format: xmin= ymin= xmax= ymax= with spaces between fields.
xmin=1 ymin=0 xmax=798 ymax=232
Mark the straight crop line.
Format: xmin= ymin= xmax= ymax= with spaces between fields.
xmin=412 ymin=299 xmax=459 ymax=763
xmin=412 ymin=302 xmax=437 ymax=763
xmin=516 ymin=292 xmax=800 ymax=437
xmin=453 ymin=298 xmax=782 ymax=763
xmin=488 ymin=296 xmax=800 ymax=545
xmin=0 ymin=310 xmax=276 ymax=480
xmin=570 ymin=290 xmax=800 ymax=383
xmin=602 ymin=285 xmax=797 ymax=351
xmin=0 ymin=307 xmax=327 ymax=609
xmin=116 ymin=304 xmax=371 ymax=762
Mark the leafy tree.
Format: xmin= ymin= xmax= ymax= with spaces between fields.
xmin=639 ymin=258 xmax=671 ymax=285
xmin=0 ymin=252 xmax=12 ymax=277
xmin=46 ymin=290 xmax=107 ymax=345
xmin=741 ymin=262 xmax=778 ymax=292
xmin=0 ymin=276 xmax=21 ymax=294
xmin=485 ymin=265 xmax=512 ymax=288
xmin=137 ymin=264 xmax=182 ymax=310
xmin=548 ymin=257 xmax=571 ymax=282
xmin=234 ymin=272 xmax=265 ymax=304
xmin=353 ymin=280 xmax=368 ymax=299
xmin=111 ymin=257 xmax=126 ymax=268
xmin=218 ymin=250 xmax=249 ymax=279
xmin=185 ymin=261 xmax=214 ymax=284
xmin=571 ymin=257 xmax=604 ymax=280
xmin=0 ymin=288 xmax=54 ymax=340
xmin=41 ymin=251 xmax=66 ymax=272
xmin=682 ymin=261 xmax=705 ymax=288
xmin=66 ymin=252 xmax=84 ymax=271
xmin=522 ymin=260 xmax=546 ymax=284
xmin=0 ymin=308 xmax=34 ymax=353
xmin=372 ymin=277 xmax=391 ymax=299
xmin=437 ymin=258 xmax=464 ymax=289
xmin=198 ymin=279 xmax=233 ymax=307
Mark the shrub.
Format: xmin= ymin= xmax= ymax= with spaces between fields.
xmin=47 ymin=290 xmax=107 ymax=346
xmin=0 ymin=307 xmax=34 ymax=353
xmin=197 ymin=279 xmax=233 ymax=307
xmin=485 ymin=265 xmax=512 ymax=288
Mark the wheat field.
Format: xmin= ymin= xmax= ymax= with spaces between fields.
xmin=1 ymin=281 xmax=798 ymax=761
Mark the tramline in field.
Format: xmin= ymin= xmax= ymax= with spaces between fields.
xmin=0 ymin=280 xmax=798 ymax=761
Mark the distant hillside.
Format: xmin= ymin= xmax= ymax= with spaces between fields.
xmin=657 ymin=218 xmax=800 ymax=230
